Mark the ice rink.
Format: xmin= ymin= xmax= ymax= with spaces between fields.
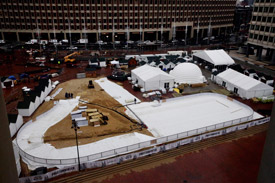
xmin=16 ymin=80 xmax=262 ymax=169
xmin=128 ymin=93 xmax=256 ymax=137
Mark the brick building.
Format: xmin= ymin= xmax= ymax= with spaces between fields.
xmin=0 ymin=0 xmax=236 ymax=43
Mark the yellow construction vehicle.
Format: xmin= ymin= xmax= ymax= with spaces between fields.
xmin=64 ymin=52 xmax=80 ymax=63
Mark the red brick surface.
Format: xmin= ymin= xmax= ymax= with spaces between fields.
xmin=100 ymin=132 xmax=266 ymax=183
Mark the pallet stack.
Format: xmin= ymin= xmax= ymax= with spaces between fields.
xmin=86 ymin=109 xmax=108 ymax=127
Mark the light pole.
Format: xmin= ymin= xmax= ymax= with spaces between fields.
xmin=71 ymin=120 xmax=81 ymax=171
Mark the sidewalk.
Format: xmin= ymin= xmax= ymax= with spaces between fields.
xmin=229 ymin=50 xmax=275 ymax=77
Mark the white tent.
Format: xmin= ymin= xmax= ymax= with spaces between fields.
xmin=44 ymin=79 xmax=52 ymax=96
xmin=193 ymin=49 xmax=235 ymax=68
xmin=139 ymin=54 xmax=155 ymax=62
xmin=125 ymin=55 xmax=140 ymax=60
xmin=170 ymin=63 xmax=206 ymax=84
xmin=39 ymin=90 xmax=46 ymax=103
xmin=155 ymin=54 xmax=168 ymax=59
xmin=215 ymin=69 xmax=273 ymax=99
xmin=99 ymin=61 xmax=107 ymax=67
xmin=1 ymin=78 xmax=14 ymax=88
xmin=164 ymin=61 xmax=176 ymax=70
xmin=9 ymin=114 xmax=23 ymax=137
xmin=131 ymin=65 xmax=175 ymax=91
xmin=167 ymin=50 xmax=187 ymax=56
xmin=32 ymin=95 xmax=41 ymax=109
xmin=110 ymin=60 xmax=119 ymax=65
xmin=18 ymin=101 xmax=35 ymax=116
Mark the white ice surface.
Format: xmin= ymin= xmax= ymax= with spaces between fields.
xmin=95 ymin=78 xmax=140 ymax=105
xmin=252 ymin=112 xmax=263 ymax=120
xmin=128 ymin=94 xmax=255 ymax=138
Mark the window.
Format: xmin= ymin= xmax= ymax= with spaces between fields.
xmin=222 ymin=81 xmax=226 ymax=87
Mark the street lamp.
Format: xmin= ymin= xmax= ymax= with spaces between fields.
xmin=71 ymin=120 xmax=81 ymax=171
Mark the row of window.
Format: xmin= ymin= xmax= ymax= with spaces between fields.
xmin=0 ymin=15 xmax=233 ymax=29
xmin=250 ymin=24 xmax=275 ymax=33
xmin=0 ymin=20 xmax=232 ymax=30
xmin=253 ymin=7 xmax=274 ymax=13
xmin=255 ymin=0 xmax=275 ymax=3
xmin=3 ymin=16 xmax=230 ymax=24
xmin=2 ymin=10 xmax=234 ymax=17
xmin=251 ymin=16 xmax=275 ymax=23
xmin=1 ymin=4 xmax=234 ymax=11
xmin=4 ymin=0 xmax=236 ymax=5
xmin=249 ymin=33 xmax=274 ymax=43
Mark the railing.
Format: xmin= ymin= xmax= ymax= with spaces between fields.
xmin=16 ymin=93 xmax=255 ymax=166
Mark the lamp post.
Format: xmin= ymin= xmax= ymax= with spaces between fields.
xmin=71 ymin=120 xmax=81 ymax=171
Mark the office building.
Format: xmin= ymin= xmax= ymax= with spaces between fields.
xmin=0 ymin=0 xmax=236 ymax=43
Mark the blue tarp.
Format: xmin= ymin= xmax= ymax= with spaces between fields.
xmin=8 ymin=75 xmax=16 ymax=80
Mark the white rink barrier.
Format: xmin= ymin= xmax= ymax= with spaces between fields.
xmin=19 ymin=117 xmax=270 ymax=183
xmin=17 ymin=116 xmax=254 ymax=166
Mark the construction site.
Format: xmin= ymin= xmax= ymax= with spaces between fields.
xmin=1 ymin=47 xmax=274 ymax=183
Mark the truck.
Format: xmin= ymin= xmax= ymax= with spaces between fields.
xmin=78 ymin=39 xmax=88 ymax=44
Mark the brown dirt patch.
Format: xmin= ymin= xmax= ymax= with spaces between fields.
xmin=41 ymin=78 xmax=152 ymax=149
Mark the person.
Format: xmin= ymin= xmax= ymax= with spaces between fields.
xmin=71 ymin=93 xmax=73 ymax=98
xmin=134 ymin=98 xmax=137 ymax=104
xmin=65 ymin=92 xmax=68 ymax=98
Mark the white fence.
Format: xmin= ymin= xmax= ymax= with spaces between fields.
xmin=17 ymin=111 xmax=258 ymax=166
xmin=19 ymin=117 xmax=270 ymax=183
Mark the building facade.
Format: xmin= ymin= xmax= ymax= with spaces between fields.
xmin=247 ymin=0 xmax=275 ymax=63
xmin=0 ymin=0 xmax=236 ymax=43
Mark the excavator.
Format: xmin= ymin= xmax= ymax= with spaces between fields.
xmin=64 ymin=52 xmax=80 ymax=67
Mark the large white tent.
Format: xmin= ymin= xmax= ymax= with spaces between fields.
xmin=215 ymin=69 xmax=273 ymax=99
xmin=131 ymin=65 xmax=175 ymax=91
xmin=193 ymin=49 xmax=235 ymax=71
xmin=170 ymin=63 xmax=206 ymax=84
